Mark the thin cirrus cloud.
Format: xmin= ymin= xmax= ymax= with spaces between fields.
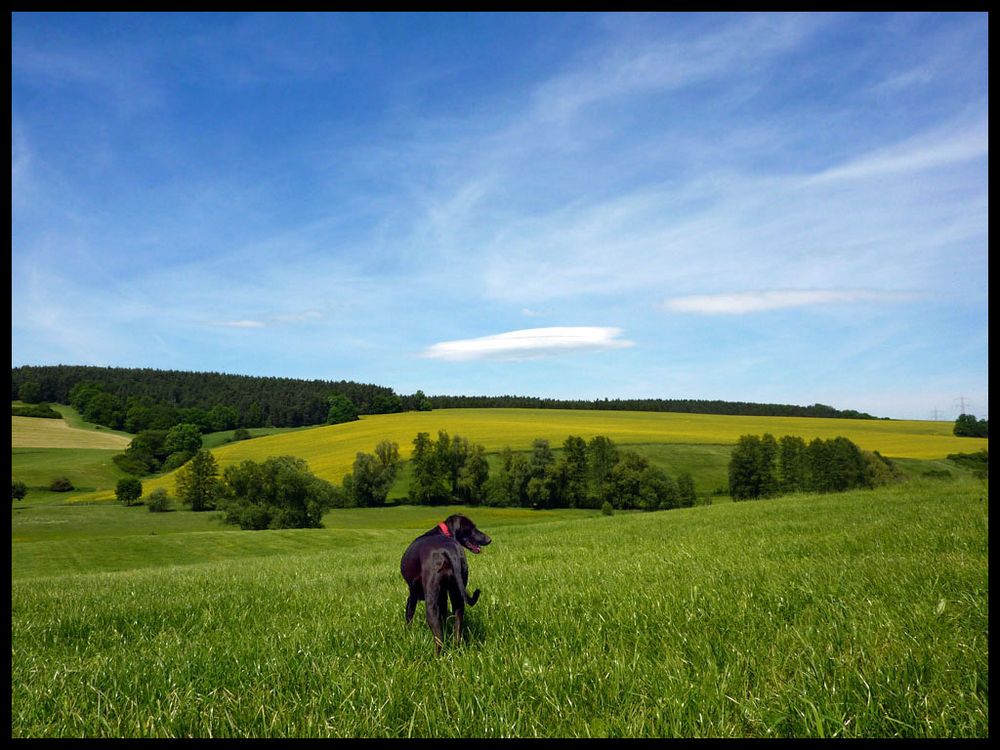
xmin=662 ymin=290 xmax=920 ymax=315
xmin=422 ymin=326 xmax=634 ymax=362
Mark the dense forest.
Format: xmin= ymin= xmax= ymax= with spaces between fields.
xmin=11 ymin=365 xmax=416 ymax=429
xmin=12 ymin=364 xmax=881 ymax=434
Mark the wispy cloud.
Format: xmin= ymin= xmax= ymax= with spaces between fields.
xmin=422 ymin=327 xmax=633 ymax=361
xmin=804 ymin=118 xmax=987 ymax=186
xmin=213 ymin=311 xmax=323 ymax=328
xmin=533 ymin=13 xmax=820 ymax=122
xmin=215 ymin=319 xmax=265 ymax=329
xmin=662 ymin=289 xmax=920 ymax=315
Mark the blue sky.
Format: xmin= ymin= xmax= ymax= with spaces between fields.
xmin=12 ymin=12 xmax=988 ymax=420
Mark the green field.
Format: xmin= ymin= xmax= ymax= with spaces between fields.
xmin=10 ymin=476 xmax=988 ymax=738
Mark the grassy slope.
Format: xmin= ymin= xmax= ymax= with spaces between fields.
xmin=11 ymin=477 xmax=988 ymax=738
xmin=65 ymin=408 xmax=986 ymax=502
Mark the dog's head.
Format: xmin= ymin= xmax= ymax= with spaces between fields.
xmin=443 ymin=514 xmax=492 ymax=554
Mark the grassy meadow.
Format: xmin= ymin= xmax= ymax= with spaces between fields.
xmin=10 ymin=405 xmax=989 ymax=737
xmin=11 ymin=478 xmax=988 ymax=738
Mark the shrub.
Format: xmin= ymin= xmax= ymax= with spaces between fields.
xmin=947 ymin=450 xmax=988 ymax=479
xmin=49 ymin=477 xmax=74 ymax=492
xmin=113 ymin=452 xmax=154 ymax=476
xmin=161 ymin=450 xmax=193 ymax=472
xmin=146 ymin=488 xmax=172 ymax=513
xmin=601 ymin=500 xmax=614 ymax=516
xmin=12 ymin=480 xmax=28 ymax=502
xmin=116 ymin=477 xmax=143 ymax=506
xmin=11 ymin=403 xmax=61 ymax=418
xmin=219 ymin=455 xmax=339 ymax=529
xmin=232 ymin=428 xmax=252 ymax=441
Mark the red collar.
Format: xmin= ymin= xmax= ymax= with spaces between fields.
xmin=437 ymin=521 xmax=451 ymax=537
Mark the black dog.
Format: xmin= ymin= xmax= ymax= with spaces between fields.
xmin=400 ymin=514 xmax=492 ymax=653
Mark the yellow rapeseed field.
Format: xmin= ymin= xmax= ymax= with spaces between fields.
xmin=81 ymin=408 xmax=986 ymax=502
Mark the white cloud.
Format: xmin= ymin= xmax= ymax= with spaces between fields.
xmin=422 ymin=326 xmax=633 ymax=361
xmin=662 ymin=289 xmax=919 ymax=315
xmin=217 ymin=319 xmax=266 ymax=328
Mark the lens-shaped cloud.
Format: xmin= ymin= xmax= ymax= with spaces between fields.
xmin=662 ymin=290 xmax=919 ymax=315
xmin=422 ymin=326 xmax=633 ymax=361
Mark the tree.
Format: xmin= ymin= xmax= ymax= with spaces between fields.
xmin=327 ymin=394 xmax=359 ymax=425
xmin=12 ymin=480 xmax=28 ymax=502
xmin=824 ymin=436 xmax=868 ymax=492
xmin=457 ymin=444 xmax=489 ymax=504
xmin=371 ymin=393 xmax=403 ymax=414
xmin=18 ymin=381 xmax=42 ymax=404
xmin=539 ymin=458 xmax=572 ymax=509
xmin=83 ymin=391 xmax=123 ymax=429
xmin=410 ymin=431 xmax=449 ymax=504
xmin=676 ymin=472 xmax=696 ymax=508
xmin=562 ymin=436 xmax=589 ymax=507
xmin=116 ymin=477 xmax=143 ymax=506
xmin=165 ymin=423 xmax=203 ymax=456
xmin=115 ymin=429 xmax=170 ymax=475
xmin=410 ymin=390 xmax=433 ymax=412
xmin=219 ymin=456 xmax=338 ymax=529
xmin=954 ymin=414 xmax=988 ymax=438
xmin=175 ymin=449 xmax=219 ymax=511
xmin=344 ymin=444 xmax=399 ymax=507
xmin=207 ymin=404 xmax=239 ymax=432
xmin=587 ymin=436 xmax=619 ymax=507
xmin=485 ymin=447 xmax=530 ymax=507
xmin=728 ymin=434 xmax=778 ymax=500
xmin=246 ymin=401 xmax=265 ymax=428
xmin=777 ymin=435 xmax=807 ymax=493
xmin=759 ymin=433 xmax=780 ymax=498
xmin=610 ymin=450 xmax=650 ymax=509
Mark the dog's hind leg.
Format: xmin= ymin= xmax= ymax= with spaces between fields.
xmin=448 ymin=583 xmax=465 ymax=645
xmin=423 ymin=577 xmax=447 ymax=654
xmin=405 ymin=582 xmax=422 ymax=625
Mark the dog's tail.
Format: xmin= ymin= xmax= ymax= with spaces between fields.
xmin=445 ymin=546 xmax=481 ymax=606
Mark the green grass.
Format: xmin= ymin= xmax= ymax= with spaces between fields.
xmin=11 ymin=477 xmax=988 ymax=738
xmin=12 ymin=448 xmax=135 ymax=500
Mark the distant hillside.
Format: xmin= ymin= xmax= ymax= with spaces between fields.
xmin=11 ymin=365 xmax=412 ymax=430
xmin=427 ymin=394 xmax=881 ymax=420
xmin=12 ymin=365 xmax=881 ymax=434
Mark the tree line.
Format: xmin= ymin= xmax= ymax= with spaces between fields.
xmin=124 ymin=431 xmax=700 ymax=530
xmin=342 ymin=431 xmax=699 ymax=512
xmin=727 ymin=433 xmax=903 ymax=501
xmin=12 ymin=365 xmax=883 ymax=434
xmin=426 ymin=394 xmax=881 ymax=420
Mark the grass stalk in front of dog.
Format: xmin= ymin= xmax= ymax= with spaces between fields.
xmin=11 ymin=478 xmax=987 ymax=738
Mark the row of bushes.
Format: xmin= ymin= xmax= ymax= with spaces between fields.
xmin=728 ymin=433 xmax=904 ymax=501
xmin=11 ymin=402 xmax=61 ymax=419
